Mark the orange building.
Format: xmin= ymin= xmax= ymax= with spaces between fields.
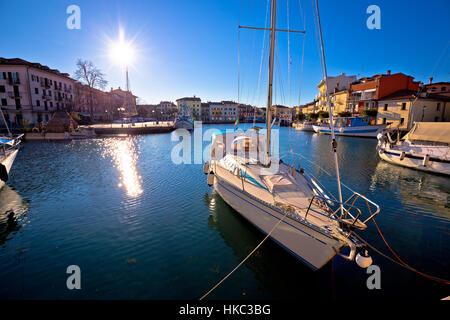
xmin=348 ymin=70 xmax=420 ymax=114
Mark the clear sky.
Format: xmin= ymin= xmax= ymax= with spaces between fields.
xmin=1 ymin=0 xmax=449 ymax=107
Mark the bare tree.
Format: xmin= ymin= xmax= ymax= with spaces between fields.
xmin=74 ymin=59 xmax=108 ymax=122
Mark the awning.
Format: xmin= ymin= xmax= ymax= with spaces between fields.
xmin=403 ymin=122 xmax=450 ymax=144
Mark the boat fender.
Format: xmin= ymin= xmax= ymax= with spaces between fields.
xmin=355 ymin=249 xmax=373 ymax=268
xmin=203 ymin=162 xmax=209 ymax=175
xmin=207 ymin=172 xmax=215 ymax=186
xmin=400 ymin=152 xmax=406 ymax=161
xmin=422 ymin=154 xmax=430 ymax=167
xmin=0 ymin=164 xmax=8 ymax=182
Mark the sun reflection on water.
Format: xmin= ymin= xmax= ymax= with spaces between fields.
xmin=103 ymin=137 xmax=143 ymax=198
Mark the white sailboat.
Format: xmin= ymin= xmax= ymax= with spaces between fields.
xmin=0 ymin=108 xmax=23 ymax=189
xmin=377 ymin=122 xmax=450 ymax=176
xmin=203 ymin=0 xmax=380 ymax=270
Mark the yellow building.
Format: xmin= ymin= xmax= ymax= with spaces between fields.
xmin=316 ymin=73 xmax=357 ymax=113
xmin=176 ymin=96 xmax=201 ymax=119
xmin=376 ymin=90 xmax=450 ymax=131
xmin=330 ymin=90 xmax=350 ymax=115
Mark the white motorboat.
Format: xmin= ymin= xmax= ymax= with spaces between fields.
xmin=312 ymin=116 xmax=386 ymax=138
xmin=377 ymin=122 xmax=450 ymax=176
xmin=293 ymin=121 xmax=315 ymax=132
xmin=203 ymin=0 xmax=380 ymax=270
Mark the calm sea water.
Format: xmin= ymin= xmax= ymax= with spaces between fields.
xmin=0 ymin=124 xmax=448 ymax=299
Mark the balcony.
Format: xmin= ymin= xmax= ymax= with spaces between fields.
xmin=42 ymin=94 xmax=52 ymax=100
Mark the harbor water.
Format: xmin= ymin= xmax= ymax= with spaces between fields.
xmin=0 ymin=124 xmax=448 ymax=299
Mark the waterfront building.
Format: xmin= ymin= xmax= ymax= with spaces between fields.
xmin=209 ymin=101 xmax=238 ymax=122
xmin=0 ymin=57 xmax=75 ymax=128
xmin=157 ymin=101 xmax=177 ymax=120
xmin=201 ymin=102 xmax=210 ymax=122
xmin=423 ymin=79 xmax=450 ymax=97
xmin=376 ymin=90 xmax=450 ymax=132
xmin=272 ymin=105 xmax=293 ymax=125
xmin=176 ymin=96 xmax=201 ymax=120
xmin=330 ymin=89 xmax=350 ymax=115
xmin=302 ymin=100 xmax=318 ymax=115
xmin=316 ymin=73 xmax=357 ymax=112
xmin=348 ymin=71 xmax=420 ymax=114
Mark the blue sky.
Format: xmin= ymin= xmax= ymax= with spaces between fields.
xmin=0 ymin=0 xmax=449 ymax=106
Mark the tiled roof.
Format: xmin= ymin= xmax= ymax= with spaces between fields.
xmin=0 ymin=57 xmax=72 ymax=79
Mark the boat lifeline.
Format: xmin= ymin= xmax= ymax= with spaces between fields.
xmin=203 ymin=0 xmax=380 ymax=270
xmin=377 ymin=122 xmax=450 ymax=175
xmin=312 ymin=116 xmax=386 ymax=138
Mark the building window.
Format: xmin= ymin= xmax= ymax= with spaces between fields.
xmin=36 ymin=100 xmax=40 ymax=106
xmin=35 ymin=88 xmax=39 ymax=94
xmin=1 ymin=98 xmax=6 ymax=106
xmin=383 ymin=104 xmax=388 ymax=111
xmin=0 ymin=85 xmax=5 ymax=93
xmin=400 ymin=118 xmax=404 ymax=125
xmin=401 ymin=103 xmax=406 ymax=110
xmin=382 ymin=118 xmax=386 ymax=124
xmin=442 ymin=87 xmax=446 ymax=92
xmin=435 ymin=116 xmax=439 ymax=122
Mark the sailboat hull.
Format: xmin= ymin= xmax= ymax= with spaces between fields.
xmin=214 ymin=177 xmax=344 ymax=270
xmin=0 ymin=149 xmax=19 ymax=189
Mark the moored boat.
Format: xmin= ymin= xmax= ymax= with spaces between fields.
xmin=174 ymin=103 xmax=194 ymax=131
xmin=313 ymin=116 xmax=386 ymax=138
xmin=293 ymin=121 xmax=315 ymax=132
xmin=203 ymin=0 xmax=381 ymax=270
xmin=377 ymin=122 xmax=450 ymax=175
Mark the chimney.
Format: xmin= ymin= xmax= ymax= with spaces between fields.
xmin=429 ymin=77 xmax=433 ymax=84
xmin=387 ymin=70 xmax=391 ymax=75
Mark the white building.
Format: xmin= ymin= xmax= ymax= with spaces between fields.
xmin=0 ymin=57 xmax=75 ymax=127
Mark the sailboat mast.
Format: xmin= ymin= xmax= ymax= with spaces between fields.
xmin=266 ymin=0 xmax=277 ymax=161
xmin=315 ymin=0 xmax=344 ymax=216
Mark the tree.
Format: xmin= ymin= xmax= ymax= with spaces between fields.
xmin=361 ymin=108 xmax=378 ymax=117
xmin=318 ymin=111 xmax=329 ymax=119
xmin=74 ymin=59 xmax=108 ymax=123
xmin=296 ymin=113 xmax=306 ymax=122
xmin=337 ymin=111 xmax=352 ymax=117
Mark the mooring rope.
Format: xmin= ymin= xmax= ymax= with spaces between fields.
xmin=353 ymin=222 xmax=450 ymax=285
xmin=199 ymin=211 xmax=289 ymax=300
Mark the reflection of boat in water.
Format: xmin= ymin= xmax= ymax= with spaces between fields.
xmin=206 ymin=191 xmax=335 ymax=298
xmin=377 ymin=122 xmax=450 ymax=176
xmin=312 ymin=116 xmax=386 ymax=138
xmin=0 ymin=185 xmax=29 ymax=245
xmin=370 ymin=161 xmax=450 ymax=220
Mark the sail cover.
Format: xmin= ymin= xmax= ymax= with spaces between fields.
xmin=403 ymin=122 xmax=450 ymax=144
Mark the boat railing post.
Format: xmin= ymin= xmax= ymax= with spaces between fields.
xmin=305 ymin=195 xmax=315 ymax=220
